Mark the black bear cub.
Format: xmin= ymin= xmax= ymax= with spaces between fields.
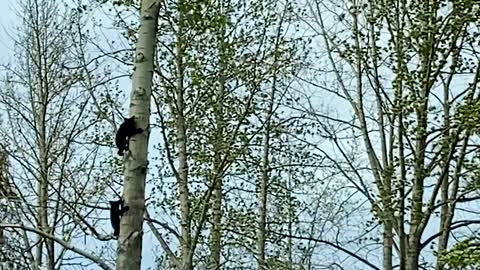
xmin=110 ymin=200 xmax=129 ymax=237
xmin=115 ymin=116 xmax=143 ymax=156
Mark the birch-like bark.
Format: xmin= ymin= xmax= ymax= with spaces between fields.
xmin=398 ymin=115 xmax=407 ymax=270
xmin=368 ymin=11 xmax=394 ymax=269
xmin=435 ymin=67 xmax=454 ymax=270
xmin=209 ymin=111 xmax=224 ymax=269
xmin=393 ymin=6 xmax=408 ymax=267
xmin=434 ymin=34 xmax=464 ymax=270
xmin=406 ymin=6 xmax=434 ymax=269
xmin=173 ymin=2 xmax=193 ymax=269
xmin=256 ymin=11 xmax=285 ymax=268
xmin=209 ymin=4 xmax=227 ymax=267
xmin=34 ymin=68 xmax=49 ymax=270
xmin=209 ymin=53 xmax=226 ymax=270
xmin=382 ymin=179 xmax=393 ymax=270
xmin=116 ymin=1 xmax=160 ymax=269
xmin=31 ymin=0 xmax=53 ymax=266
xmin=36 ymin=107 xmax=53 ymax=270
xmin=257 ymin=102 xmax=272 ymax=270
xmin=286 ymin=163 xmax=294 ymax=268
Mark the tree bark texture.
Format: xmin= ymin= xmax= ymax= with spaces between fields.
xmin=172 ymin=3 xmax=194 ymax=269
xmin=208 ymin=8 xmax=227 ymax=268
xmin=115 ymin=1 xmax=160 ymax=269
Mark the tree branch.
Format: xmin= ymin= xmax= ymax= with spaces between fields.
xmin=0 ymin=224 xmax=113 ymax=270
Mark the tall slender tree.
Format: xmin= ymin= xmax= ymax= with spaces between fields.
xmin=0 ymin=0 xmax=120 ymax=269
xmin=115 ymin=0 xmax=160 ymax=270
xmin=302 ymin=0 xmax=480 ymax=269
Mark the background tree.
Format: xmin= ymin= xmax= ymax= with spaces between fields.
xmin=0 ymin=0 xmax=128 ymax=269
xmin=300 ymin=0 xmax=480 ymax=269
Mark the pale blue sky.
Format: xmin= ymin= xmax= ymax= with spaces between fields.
xmin=0 ymin=0 xmax=16 ymax=62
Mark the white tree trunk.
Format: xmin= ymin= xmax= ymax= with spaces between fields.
xmin=115 ymin=1 xmax=160 ymax=269
xmin=171 ymin=3 xmax=194 ymax=269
